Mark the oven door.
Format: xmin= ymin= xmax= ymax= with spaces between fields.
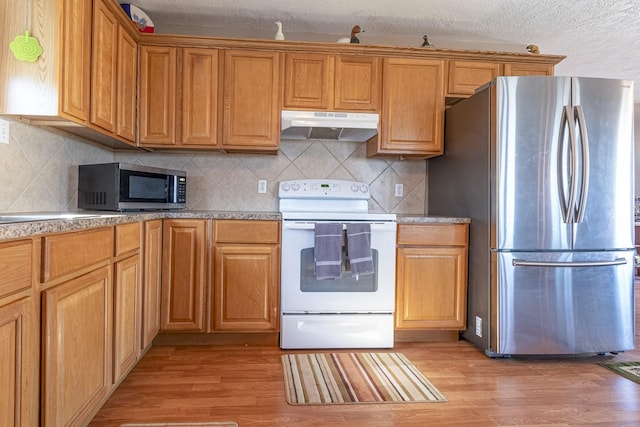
xmin=281 ymin=220 xmax=397 ymax=313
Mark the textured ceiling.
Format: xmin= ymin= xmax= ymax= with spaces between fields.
xmin=131 ymin=0 xmax=640 ymax=102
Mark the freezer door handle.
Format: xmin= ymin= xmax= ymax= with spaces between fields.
xmin=558 ymin=105 xmax=578 ymax=224
xmin=512 ymin=257 xmax=627 ymax=267
xmin=573 ymin=105 xmax=590 ymax=224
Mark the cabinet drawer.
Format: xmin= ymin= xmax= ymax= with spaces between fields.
xmin=115 ymin=222 xmax=141 ymax=256
xmin=42 ymin=228 xmax=114 ymax=281
xmin=214 ymin=220 xmax=279 ymax=244
xmin=397 ymin=223 xmax=468 ymax=246
xmin=0 ymin=240 xmax=33 ymax=298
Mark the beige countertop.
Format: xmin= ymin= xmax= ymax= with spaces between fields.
xmin=0 ymin=210 xmax=470 ymax=241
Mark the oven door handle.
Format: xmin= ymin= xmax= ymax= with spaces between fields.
xmin=282 ymin=221 xmax=396 ymax=231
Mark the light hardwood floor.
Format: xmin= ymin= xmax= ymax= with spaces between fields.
xmin=90 ymin=284 xmax=640 ymax=427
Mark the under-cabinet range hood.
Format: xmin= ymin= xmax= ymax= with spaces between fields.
xmin=281 ymin=110 xmax=379 ymax=141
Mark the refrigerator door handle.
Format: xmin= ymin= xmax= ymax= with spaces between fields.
xmin=512 ymin=257 xmax=627 ymax=268
xmin=558 ymin=105 xmax=578 ymax=224
xmin=574 ymin=105 xmax=590 ymax=223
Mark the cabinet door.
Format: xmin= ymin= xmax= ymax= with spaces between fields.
xmin=113 ymin=254 xmax=141 ymax=384
xmin=42 ymin=266 xmax=112 ymax=427
xmin=222 ymin=49 xmax=280 ymax=151
xmin=212 ymin=245 xmax=279 ymax=331
xmin=142 ymin=220 xmax=162 ymax=350
xmin=396 ymin=246 xmax=467 ymax=330
xmin=0 ymin=297 xmax=37 ymax=427
xmin=334 ymin=55 xmax=380 ymax=111
xmin=447 ymin=61 xmax=502 ymax=97
xmin=116 ymin=26 xmax=137 ymax=142
xmin=283 ymin=53 xmax=333 ymax=110
xmin=60 ymin=0 xmax=92 ymax=122
xmin=503 ymin=63 xmax=554 ymax=76
xmin=369 ymin=58 xmax=445 ymax=156
xmin=139 ymin=46 xmax=177 ymax=145
xmin=90 ymin=0 xmax=118 ymax=132
xmin=161 ymin=220 xmax=206 ymax=331
xmin=182 ymin=48 xmax=219 ymax=146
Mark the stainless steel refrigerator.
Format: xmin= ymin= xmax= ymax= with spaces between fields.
xmin=429 ymin=76 xmax=635 ymax=356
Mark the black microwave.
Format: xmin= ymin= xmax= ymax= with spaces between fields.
xmin=78 ymin=163 xmax=186 ymax=211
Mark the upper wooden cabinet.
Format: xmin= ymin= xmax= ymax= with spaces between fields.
xmin=283 ymin=53 xmax=380 ymax=112
xmin=139 ymin=46 xmax=177 ymax=145
xmin=447 ymin=61 xmax=502 ymax=97
xmin=504 ymin=62 xmax=554 ymax=76
xmin=447 ymin=59 xmax=555 ymax=98
xmin=139 ymin=46 xmax=219 ymax=148
xmin=91 ymin=0 xmax=137 ymax=143
xmin=367 ymin=58 xmax=445 ymax=158
xmin=61 ymin=0 xmax=93 ymax=123
xmin=0 ymin=0 xmax=138 ymax=149
xmin=221 ymin=49 xmax=281 ymax=152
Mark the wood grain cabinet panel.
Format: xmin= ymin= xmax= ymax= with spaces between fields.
xmin=181 ymin=48 xmax=219 ymax=145
xmin=212 ymin=220 xmax=280 ymax=332
xmin=334 ymin=55 xmax=380 ymax=111
xmin=90 ymin=0 xmax=118 ymax=133
xmin=368 ymin=58 xmax=445 ymax=157
xmin=142 ymin=220 xmax=163 ymax=349
xmin=42 ymin=227 xmax=114 ymax=282
xmin=0 ymin=239 xmax=33 ymax=298
xmin=139 ymin=46 xmax=218 ymax=147
xmin=396 ymin=224 xmax=468 ymax=330
xmin=113 ymin=254 xmax=141 ymax=384
xmin=139 ymin=46 xmax=177 ymax=145
xmin=447 ymin=61 xmax=502 ymax=97
xmin=503 ymin=62 xmax=555 ymax=76
xmin=0 ymin=296 xmax=38 ymax=427
xmin=283 ymin=53 xmax=333 ymax=109
xmin=283 ymin=53 xmax=380 ymax=112
xmin=222 ymin=49 xmax=281 ymax=152
xmin=116 ymin=25 xmax=138 ymax=142
xmin=115 ymin=222 xmax=141 ymax=256
xmin=161 ymin=219 xmax=206 ymax=332
xmin=60 ymin=0 xmax=93 ymax=122
xmin=42 ymin=266 xmax=112 ymax=427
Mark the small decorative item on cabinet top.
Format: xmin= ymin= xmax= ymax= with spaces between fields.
xmin=274 ymin=21 xmax=285 ymax=40
xmin=120 ymin=3 xmax=155 ymax=33
xmin=337 ymin=25 xmax=363 ymax=43
xmin=9 ymin=0 xmax=43 ymax=62
xmin=526 ymin=44 xmax=540 ymax=54
xmin=421 ymin=34 xmax=434 ymax=48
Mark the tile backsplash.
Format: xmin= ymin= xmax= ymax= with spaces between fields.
xmin=0 ymin=120 xmax=426 ymax=214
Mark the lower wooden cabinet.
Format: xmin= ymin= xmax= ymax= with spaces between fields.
xmin=42 ymin=266 xmax=113 ymax=427
xmin=0 ymin=296 xmax=38 ymax=427
xmin=395 ymin=223 xmax=468 ymax=330
xmin=212 ymin=220 xmax=280 ymax=331
xmin=0 ymin=237 xmax=38 ymax=427
xmin=142 ymin=220 xmax=163 ymax=349
xmin=113 ymin=254 xmax=141 ymax=384
xmin=161 ymin=219 xmax=207 ymax=331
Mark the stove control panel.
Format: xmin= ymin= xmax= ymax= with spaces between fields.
xmin=279 ymin=179 xmax=369 ymax=199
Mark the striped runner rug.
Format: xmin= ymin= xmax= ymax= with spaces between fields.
xmin=281 ymin=352 xmax=447 ymax=404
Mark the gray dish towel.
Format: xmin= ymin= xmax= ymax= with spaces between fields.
xmin=346 ymin=223 xmax=374 ymax=276
xmin=314 ymin=223 xmax=343 ymax=280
